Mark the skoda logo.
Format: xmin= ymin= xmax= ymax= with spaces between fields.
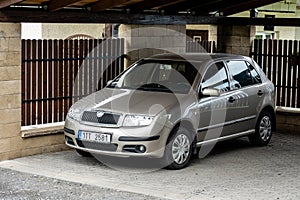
xmin=96 ymin=111 xmax=105 ymax=118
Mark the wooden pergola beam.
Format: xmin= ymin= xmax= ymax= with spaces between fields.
xmin=0 ymin=0 xmax=23 ymax=9
xmin=129 ymin=0 xmax=186 ymax=12
xmin=47 ymin=0 xmax=82 ymax=11
xmin=1 ymin=8 xmax=300 ymax=26
xmin=91 ymin=0 xmax=132 ymax=12
xmin=221 ymin=0 xmax=282 ymax=16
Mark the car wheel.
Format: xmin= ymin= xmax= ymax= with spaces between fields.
xmin=164 ymin=127 xmax=193 ymax=170
xmin=76 ymin=149 xmax=92 ymax=157
xmin=249 ymin=111 xmax=273 ymax=146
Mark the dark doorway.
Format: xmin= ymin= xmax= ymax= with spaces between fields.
xmin=186 ymin=30 xmax=208 ymax=42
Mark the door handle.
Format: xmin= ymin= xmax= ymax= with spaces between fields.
xmin=228 ymin=96 xmax=236 ymax=103
xmin=257 ymin=90 xmax=264 ymax=96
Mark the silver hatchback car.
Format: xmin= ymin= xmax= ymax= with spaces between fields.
xmin=64 ymin=53 xmax=275 ymax=169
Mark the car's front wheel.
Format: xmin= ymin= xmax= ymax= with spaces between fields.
xmin=249 ymin=111 xmax=274 ymax=146
xmin=164 ymin=127 xmax=193 ymax=170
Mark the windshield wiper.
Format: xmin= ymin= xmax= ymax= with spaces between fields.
xmin=137 ymin=83 xmax=172 ymax=93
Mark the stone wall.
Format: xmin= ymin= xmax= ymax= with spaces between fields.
xmin=0 ymin=23 xmax=22 ymax=160
xmin=0 ymin=23 xmax=68 ymax=161
xmin=276 ymin=108 xmax=300 ymax=134
xmin=119 ymin=25 xmax=186 ymax=66
xmin=217 ymin=25 xmax=256 ymax=56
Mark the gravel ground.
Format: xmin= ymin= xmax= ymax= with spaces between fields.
xmin=1 ymin=132 xmax=300 ymax=200
xmin=0 ymin=168 xmax=164 ymax=200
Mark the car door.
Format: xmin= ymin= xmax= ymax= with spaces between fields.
xmin=224 ymin=59 xmax=264 ymax=135
xmin=197 ymin=61 xmax=232 ymax=141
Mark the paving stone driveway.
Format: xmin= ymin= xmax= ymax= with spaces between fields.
xmin=1 ymin=132 xmax=299 ymax=200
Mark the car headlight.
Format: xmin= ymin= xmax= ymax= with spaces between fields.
xmin=67 ymin=107 xmax=81 ymax=121
xmin=123 ymin=115 xmax=154 ymax=127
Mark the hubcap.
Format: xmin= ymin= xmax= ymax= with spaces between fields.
xmin=171 ymin=134 xmax=190 ymax=165
xmin=259 ymin=116 xmax=272 ymax=141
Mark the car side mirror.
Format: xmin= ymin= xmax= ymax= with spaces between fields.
xmin=106 ymin=80 xmax=113 ymax=86
xmin=201 ymin=88 xmax=220 ymax=97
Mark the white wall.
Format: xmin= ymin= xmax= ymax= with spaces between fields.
xmin=21 ymin=23 xmax=42 ymax=39
xmin=21 ymin=23 xmax=105 ymax=40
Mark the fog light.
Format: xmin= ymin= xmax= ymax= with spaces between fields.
xmin=138 ymin=145 xmax=146 ymax=153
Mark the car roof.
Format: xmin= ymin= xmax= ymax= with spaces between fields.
xmin=147 ymin=53 xmax=247 ymax=62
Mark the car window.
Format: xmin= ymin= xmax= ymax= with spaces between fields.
xmin=226 ymin=60 xmax=254 ymax=88
xmin=201 ymin=62 xmax=230 ymax=93
xmin=246 ymin=62 xmax=262 ymax=84
xmin=227 ymin=60 xmax=262 ymax=88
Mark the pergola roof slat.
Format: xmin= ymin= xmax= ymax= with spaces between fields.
xmin=0 ymin=0 xmax=23 ymax=9
xmin=48 ymin=0 xmax=82 ymax=11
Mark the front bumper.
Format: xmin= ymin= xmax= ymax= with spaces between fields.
xmin=64 ymin=117 xmax=171 ymax=158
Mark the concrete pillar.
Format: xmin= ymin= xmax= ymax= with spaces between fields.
xmin=295 ymin=4 xmax=300 ymax=40
xmin=208 ymin=25 xmax=218 ymax=46
xmin=119 ymin=25 xmax=186 ymax=66
xmin=0 ymin=23 xmax=22 ymax=160
xmin=217 ymin=25 xmax=256 ymax=56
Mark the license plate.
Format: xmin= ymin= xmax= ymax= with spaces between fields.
xmin=78 ymin=131 xmax=111 ymax=144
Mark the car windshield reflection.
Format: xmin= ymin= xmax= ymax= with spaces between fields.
xmin=107 ymin=60 xmax=200 ymax=93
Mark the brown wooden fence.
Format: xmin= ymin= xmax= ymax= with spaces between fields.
xmin=186 ymin=40 xmax=216 ymax=53
xmin=251 ymin=39 xmax=300 ymax=108
xmin=22 ymin=38 xmax=125 ymax=126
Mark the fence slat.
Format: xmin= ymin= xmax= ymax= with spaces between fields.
xmin=42 ymin=40 xmax=48 ymax=124
xmin=93 ymin=40 xmax=98 ymax=91
xmin=267 ymin=40 xmax=273 ymax=79
xmin=297 ymin=41 xmax=300 ymax=108
xmin=53 ymin=40 xmax=59 ymax=122
xmin=277 ymin=40 xmax=283 ymax=106
xmin=21 ymin=40 xmax=26 ymax=126
xmin=88 ymin=39 xmax=94 ymax=94
xmin=292 ymin=40 xmax=298 ymax=108
xmin=272 ymin=40 xmax=278 ymax=104
xmin=282 ymin=40 xmax=288 ymax=107
xmin=68 ymin=39 xmax=74 ymax=109
xmin=58 ymin=40 xmax=64 ymax=121
xmin=48 ymin=40 xmax=53 ymax=123
xmin=31 ymin=40 xmax=37 ymax=124
xmin=37 ymin=40 xmax=43 ymax=124
xmin=64 ymin=40 xmax=69 ymax=118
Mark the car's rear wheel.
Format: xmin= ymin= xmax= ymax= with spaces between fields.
xmin=164 ymin=127 xmax=193 ymax=170
xmin=249 ymin=111 xmax=273 ymax=146
xmin=76 ymin=149 xmax=92 ymax=157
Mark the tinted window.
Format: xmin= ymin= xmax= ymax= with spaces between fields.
xmin=227 ymin=60 xmax=253 ymax=88
xmin=246 ymin=62 xmax=262 ymax=84
xmin=202 ymin=62 xmax=230 ymax=92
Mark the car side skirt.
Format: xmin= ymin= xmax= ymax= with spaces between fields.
xmin=196 ymin=129 xmax=255 ymax=147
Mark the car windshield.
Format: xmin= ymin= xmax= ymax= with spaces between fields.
xmin=107 ymin=60 xmax=200 ymax=93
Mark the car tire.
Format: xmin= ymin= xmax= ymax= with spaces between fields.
xmin=249 ymin=111 xmax=273 ymax=146
xmin=76 ymin=149 xmax=92 ymax=157
xmin=163 ymin=126 xmax=193 ymax=170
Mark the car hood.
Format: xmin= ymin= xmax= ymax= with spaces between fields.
xmin=73 ymin=88 xmax=189 ymax=116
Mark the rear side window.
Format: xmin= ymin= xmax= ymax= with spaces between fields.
xmin=246 ymin=62 xmax=262 ymax=84
xmin=201 ymin=62 xmax=230 ymax=92
xmin=226 ymin=60 xmax=261 ymax=88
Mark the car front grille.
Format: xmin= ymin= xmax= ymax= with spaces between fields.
xmin=81 ymin=111 xmax=120 ymax=125
xmin=76 ymin=139 xmax=118 ymax=152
